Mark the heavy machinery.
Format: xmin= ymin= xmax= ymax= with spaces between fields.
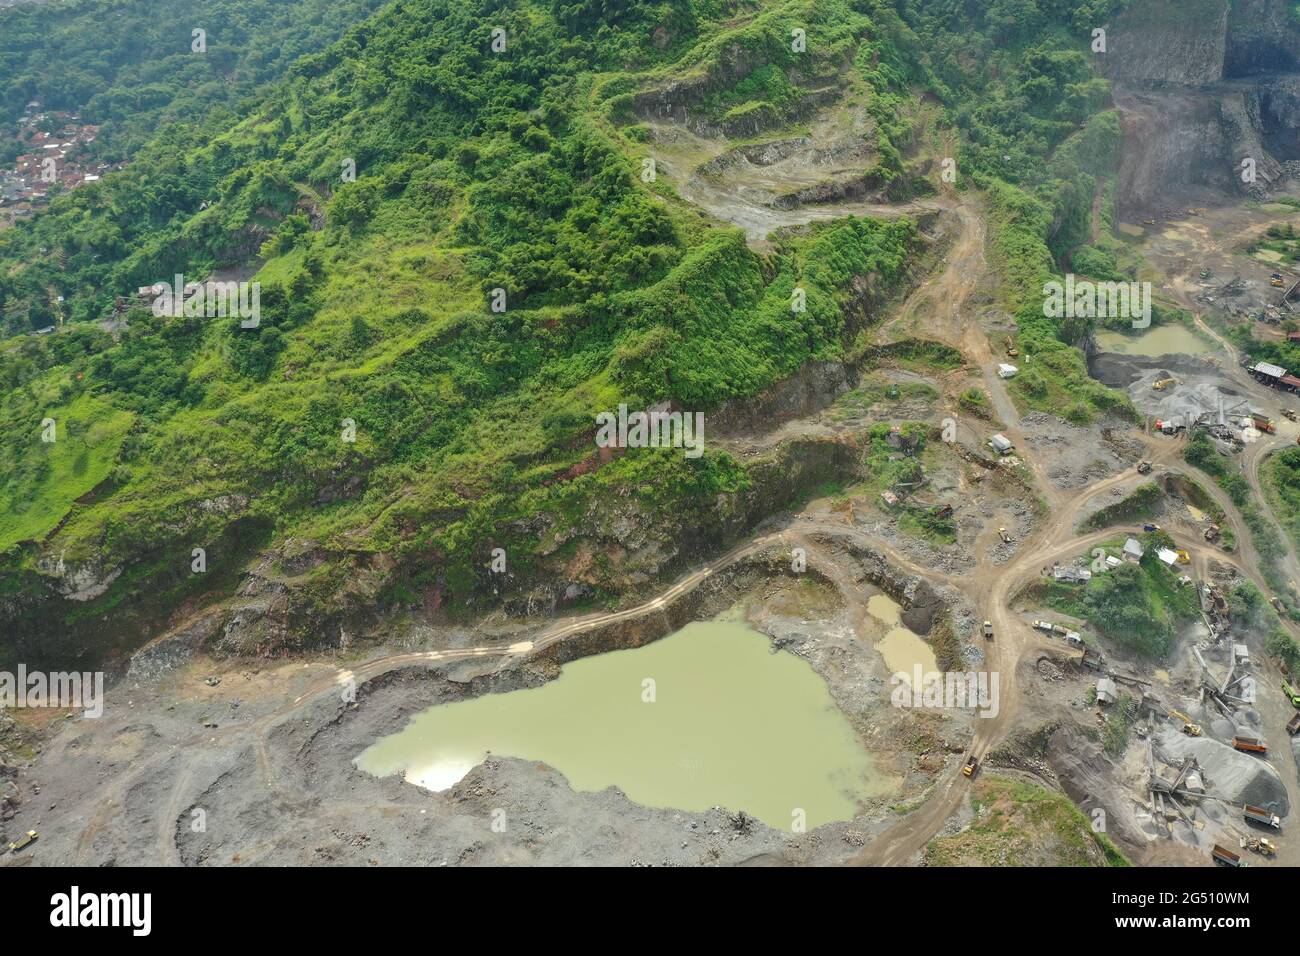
xmin=1251 ymin=413 xmax=1277 ymax=434
xmin=6 ymin=830 xmax=36 ymax=854
xmin=1272 ymin=273 xmax=1286 ymax=288
xmin=1212 ymin=844 xmax=1246 ymax=867
xmin=982 ymin=620 xmax=994 ymax=640
xmin=1284 ymin=681 xmax=1300 ymax=708
xmin=962 ymin=755 xmax=979 ymax=777
xmin=1289 ymin=713 xmax=1300 ymax=736
xmin=1137 ymin=460 xmax=1152 ymax=474
xmin=1232 ymin=735 xmax=1268 ymax=754
xmin=1285 ymin=409 xmax=1298 ymax=423
xmin=998 ymin=527 xmax=1012 ymax=544
xmin=1242 ymin=837 xmax=1277 ymax=856
xmin=1153 ymin=377 xmax=1176 ymax=391
xmin=1171 ymin=709 xmax=1202 ymax=736
xmin=1244 ymin=805 xmax=1281 ymax=829
xmin=1004 ymin=336 xmax=1019 ymax=358
xmin=1205 ymin=524 xmax=1221 ymax=542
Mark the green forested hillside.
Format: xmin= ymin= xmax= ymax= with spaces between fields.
xmin=0 ymin=0 xmax=390 ymax=164
xmin=0 ymin=0 xmax=1134 ymax=666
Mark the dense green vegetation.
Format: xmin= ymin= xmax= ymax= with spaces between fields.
xmin=1186 ymin=434 xmax=1295 ymax=609
xmin=1082 ymin=481 xmax=1160 ymax=530
xmin=1038 ymin=536 xmax=1199 ymax=656
xmin=1263 ymin=447 xmax=1300 ymax=555
xmin=1223 ymin=317 xmax=1300 ymax=376
xmin=886 ymin=0 xmax=1136 ymax=423
xmin=1228 ymin=578 xmax=1300 ymax=673
xmin=0 ymin=0 xmax=390 ymax=165
xmin=0 ymin=0 xmax=1143 ymax=663
xmin=1184 ymin=433 xmax=1248 ymax=505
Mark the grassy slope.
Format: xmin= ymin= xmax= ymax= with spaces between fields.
xmin=0 ymin=393 xmax=133 ymax=550
xmin=0 ymin=0 xmax=1144 ymax=660
xmin=924 ymin=775 xmax=1129 ymax=866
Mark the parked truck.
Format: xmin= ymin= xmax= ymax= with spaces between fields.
xmin=6 ymin=830 xmax=36 ymax=854
xmin=1288 ymin=713 xmax=1300 ymax=737
xmin=982 ymin=620 xmax=994 ymax=640
xmin=1212 ymin=844 xmax=1246 ymax=867
xmin=1244 ymin=805 xmax=1281 ymax=829
xmin=962 ymin=755 xmax=979 ymax=778
xmin=1232 ymin=735 xmax=1268 ymax=754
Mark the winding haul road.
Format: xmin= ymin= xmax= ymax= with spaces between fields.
xmin=65 ymin=194 xmax=1300 ymax=867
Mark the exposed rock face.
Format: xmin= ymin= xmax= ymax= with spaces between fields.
xmin=1105 ymin=0 xmax=1300 ymax=212
xmin=34 ymin=555 xmax=122 ymax=603
xmin=1224 ymin=0 xmax=1300 ymax=77
xmin=1104 ymin=0 xmax=1230 ymax=87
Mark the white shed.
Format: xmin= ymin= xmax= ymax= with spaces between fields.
xmin=1096 ymin=677 xmax=1118 ymax=706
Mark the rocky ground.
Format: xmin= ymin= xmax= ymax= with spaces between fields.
xmin=0 ymin=544 xmax=984 ymax=867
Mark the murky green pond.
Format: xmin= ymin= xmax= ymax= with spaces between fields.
xmin=1094 ymin=323 xmax=1213 ymax=357
xmin=866 ymin=593 xmax=937 ymax=682
xmin=354 ymin=618 xmax=892 ymax=831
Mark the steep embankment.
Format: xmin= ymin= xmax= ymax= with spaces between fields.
xmin=1104 ymin=0 xmax=1300 ymax=212
xmin=0 ymin=0 xmax=935 ymax=668
xmin=0 ymin=0 xmax=1140 ymax=668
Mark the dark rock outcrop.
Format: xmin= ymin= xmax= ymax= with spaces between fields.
xmin=1105 ymin=0 xmax=1300 ymax=212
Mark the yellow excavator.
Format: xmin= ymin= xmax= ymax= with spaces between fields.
xmin=1153 ymin=377 xmax=1176 ymax=391
xmin=1170 ymin=709 xmax=1202 ymax=737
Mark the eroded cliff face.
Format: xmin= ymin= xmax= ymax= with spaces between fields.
xmin=1104 ymin=0 xmax=1300 ymax=212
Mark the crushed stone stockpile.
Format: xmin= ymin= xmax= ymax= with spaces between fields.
xmin=1088 ymin=351 xmax=1251 ymax=422
xmin=1160 ymin=731 xmax=1291 ymax=814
